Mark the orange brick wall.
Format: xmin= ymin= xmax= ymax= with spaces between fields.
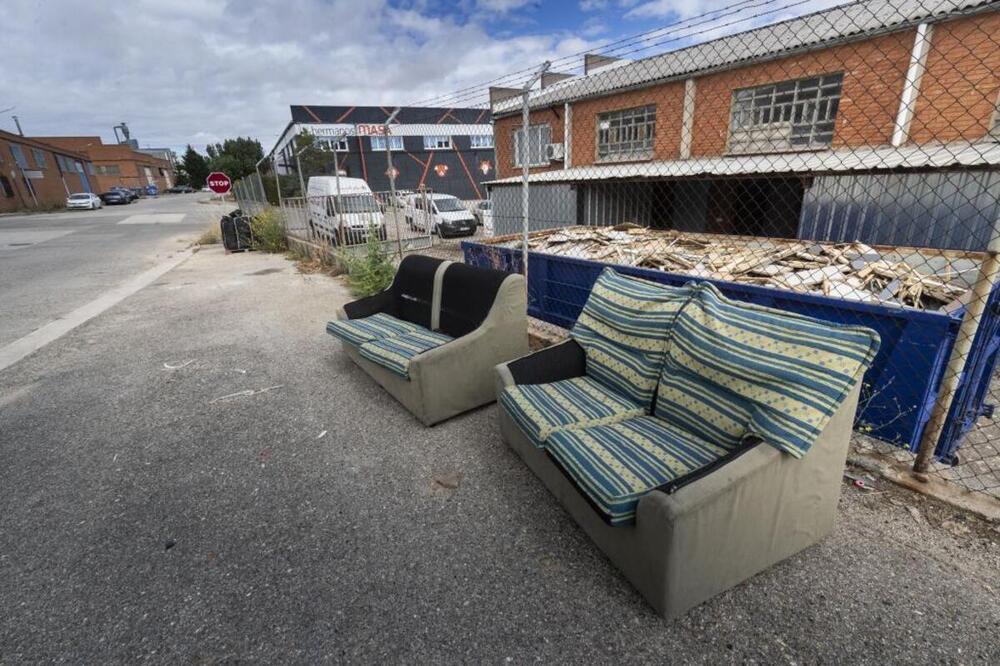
xmin=690 ymin=30 xmax=914 ymax=156
xmin=569 ymin=82 xmax=685 ymax=167
xmin=909 ymin=12 xmax=1000 ymax=144
xmin=494 ymin=107 xmax=565 ymax=179
xmin=0 ymin=135 xmax=93 ymax=212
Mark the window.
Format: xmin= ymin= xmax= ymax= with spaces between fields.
xmin=470 ymin=134 xmax=493 ymax=149
xmin=597 ymin=105 xmax=656 ymax=161
xmin=87 ymin=163 xmax=96 ymax=175
xmin=513 ymin=124 xmax=551 ymax=167
xmin=0 ymin=175 xmax=13 ymax=198
xmin=31 ymin=148 xmax=47 ymax=168
xmin=96 ymin=165 xmax=121 ymax=176
xmin=728 ymin=73 xmax=843 ymax=154
xmin=423 ymin=136 xmax=452 ymax=150
xmin=370 ymin=135 xmax=403 ymax=151
xmin=9 ymin=144 xmax=28 ymax=169
xmin=319 ymin=137 xmax=350 ymax=152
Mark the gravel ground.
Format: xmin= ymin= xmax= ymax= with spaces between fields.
xmin=1 ymin=247 xmax=998 ymax=663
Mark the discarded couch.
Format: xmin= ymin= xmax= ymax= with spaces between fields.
xmin=328 ymin=254 xmax=528 ymax=425
xmin=494 ymin=267 xmax=880 ymax=619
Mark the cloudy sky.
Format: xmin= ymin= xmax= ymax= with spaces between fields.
xmin=2 ymin=0 xmax=845 ymax=155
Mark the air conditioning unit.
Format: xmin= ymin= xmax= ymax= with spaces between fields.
xmin=545 ymin=142 xmax=565 ymax=161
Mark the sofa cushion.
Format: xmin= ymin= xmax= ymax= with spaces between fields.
xmin=357 ymin=329 xmax=454 ymax=378
xmin=570 ymin=268 xmax=693 ymax=409
xmin=656 ymin=282 xmax=880 ymax=458
xmin=546 ymin=416 xmax=736 ymax=526
xmin=500 ymin=376 xmax=645 ymax=448
xmin=326 ymin=312 xmax=425 ymax=347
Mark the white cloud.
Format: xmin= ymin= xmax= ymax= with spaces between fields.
xmin=0 ymin=0 xmax=594 ymax=154
xmin=579 ymin=0 xmax=608 ymax=10
xmin=476 ymin=0 xmax=537 ymax=13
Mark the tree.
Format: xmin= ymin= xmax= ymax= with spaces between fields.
xmin=181 ymin=145 xmax=210 ymax=189
xmin=205 ymin=137 xmax=264 ymax=181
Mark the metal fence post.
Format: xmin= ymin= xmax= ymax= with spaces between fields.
xmin=383 ymin=107 xmax=404 ymax=259
xmin=913 ymin=213 xmax=1000 ymax=474
xmin=520 ymin=62 xmax=550 ymax=287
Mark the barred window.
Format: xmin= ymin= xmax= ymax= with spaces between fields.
xmin=597 ymin=105 xmax=656 ymax=161
xmin=96 ymin=165 xmax=121 ymax=175
xmin=423 ymin=136 xmax=452 ymax=150
xmin=513 ymin=124 xmax=551 ymax=167
xmin=470 ymin=134 xmax=493 ymax=149
xmin=729 ymin=73 xmax=843 ymax=154
xmin=321 ymin=137 xmax=350 ymax=152
xmin=371 ymin=135 xmax=403 ymax=151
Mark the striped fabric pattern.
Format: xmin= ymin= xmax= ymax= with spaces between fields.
xmin=358 ymin=329 xmax=454 ymax=378
xmin=656 ymin=283 xmax=880 ymax=458
xmin=570 ymin=268 xmax=693 ymax=408
xmin=500 ymin=376 xmax=645 ymax=448
xmin=326 ymin=312 xmax=424 ymax=347
xmin=546 ymin=416 xmax=733 ymax=525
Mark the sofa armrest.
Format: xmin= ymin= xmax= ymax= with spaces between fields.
xmin=504 ymin=339 xmax=586 ymax=385
xmin=628 ymin=383 xmax=860 ymax=619
xmin=408 ymin=274 xmax=529 ymax=419
xmin=343 ymin=290 xmax=394 ymax=320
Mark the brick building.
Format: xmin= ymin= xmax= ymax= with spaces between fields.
xmin=0 ymin=130 xmax=98 ymax=212
xmin=38 ymin=137 xmax=175 ymax=193
xmin=488 ymin=0 xmax=1000 ymax=251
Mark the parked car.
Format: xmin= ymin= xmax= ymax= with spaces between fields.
xmin=145 ymin=184 xmax=159 ymax=197
xmin=110 ymin=186 xmax=137 ymax=202
xmin=99 ymin=190 xmax=130 ymax=205
xmin=168 ymin=185 xmax=195 ymax=194
xmin=306 ymin=176 xmax=387 ymax=245
xmin=66 ymin=193 xmax=103 ymax=210
xmin=473 ymin=199 xmax=493 ymax=234
xmin=404 ymin=193 xmax=477 ymax=238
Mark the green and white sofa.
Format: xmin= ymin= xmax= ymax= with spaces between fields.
xmin=495 ymin=268 xmax=880 ymax=619
xmin=329 ymin=254 xmax=528 ymax=425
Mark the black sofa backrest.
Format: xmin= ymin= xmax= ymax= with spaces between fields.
xmin=390 ymin=254 xmax=446 ymax=328
xmin=438 ymin=263 xmax=512 ymax=338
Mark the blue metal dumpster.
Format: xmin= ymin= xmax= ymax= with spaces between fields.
xmin=462 ymin=239 xmax=998 ymax=463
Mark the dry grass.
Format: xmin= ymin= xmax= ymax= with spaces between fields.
xmin=197 ymin=224 xmax=221 ymax=245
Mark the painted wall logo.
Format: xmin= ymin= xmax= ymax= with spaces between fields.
xmin=479 ymin=160 xmax=492 ymax=175
xmin=434 ymin=164 xmax=449 ymax=177
xmin=356 ymin=124 xmax=392 ymax=136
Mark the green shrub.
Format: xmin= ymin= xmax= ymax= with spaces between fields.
xmin=339 ymin=228 xmax=395 ymax=296
xmin=250 ymin=208 xmax=288 ymax=253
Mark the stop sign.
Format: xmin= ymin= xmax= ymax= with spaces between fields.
xmin=206 ymin=171 xmax=231 ymax=194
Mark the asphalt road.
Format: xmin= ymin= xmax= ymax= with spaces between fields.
xmin=0 ymin=194 xmax=222 ymax=348
xmin=0 ymin=232 xmax=998 ymax=662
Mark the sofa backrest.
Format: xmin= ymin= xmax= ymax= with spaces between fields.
xmin=389 ymin=254 xmax=448 ymax=329
xmin=438 ymin=262 xmax=513 ymax=338
xmin=570 ymin=268 xmax=694 ymax=408
xmin=654 ymin=282 xmax=880 ymax=458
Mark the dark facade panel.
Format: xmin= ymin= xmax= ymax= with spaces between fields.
xmin=798 ymin=170 xmax=1000 ymax=251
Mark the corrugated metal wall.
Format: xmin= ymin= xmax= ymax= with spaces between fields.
xmin=798 ymin=170 xmax=1000 ymax=251
xmin=490 ymin=183 xmax=577 ymax=236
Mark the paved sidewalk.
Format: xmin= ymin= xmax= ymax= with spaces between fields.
xmin=1 ymin=247 xmax=998 ymax=663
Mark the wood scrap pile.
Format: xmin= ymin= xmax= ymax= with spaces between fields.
xmin=512 ymin=225 xmax=970 ymax=311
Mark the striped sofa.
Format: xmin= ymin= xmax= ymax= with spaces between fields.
xmin=495 ymin=267 xmax=880 ymax=619
xmin=329 ymin=255 xmax=528 ymax=425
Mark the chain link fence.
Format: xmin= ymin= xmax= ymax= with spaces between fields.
xmin=445 ymin=0 xmax=1000 ymax=501
xmin=232 ymin=0 xmax=1000 ymax=502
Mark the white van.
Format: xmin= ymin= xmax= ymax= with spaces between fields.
xmin=306 ymin=176 xmax=386 ymax=245
xmin=404 ymin=193 xmax=477 ymax=239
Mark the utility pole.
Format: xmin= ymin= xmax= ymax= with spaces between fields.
xmin=12 ymin=115 xmax=23 ymax=136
